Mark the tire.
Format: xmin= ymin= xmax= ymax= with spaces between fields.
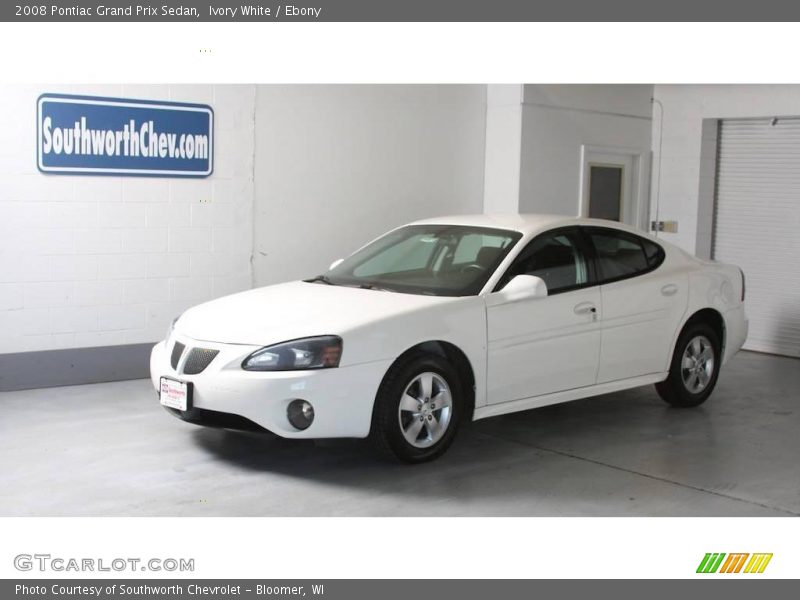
xmin=656 ymin=321 xmax=721 ymax=408
xmin=369 ymin=352 xmax=464 ymax=463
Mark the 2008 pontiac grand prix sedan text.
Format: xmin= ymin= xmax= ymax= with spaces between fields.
xmin=151 ymin=214 xmax=748 ymax=462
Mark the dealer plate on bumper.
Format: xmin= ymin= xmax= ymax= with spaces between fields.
xmin=160 ymin=377 xmax=192 ymax=411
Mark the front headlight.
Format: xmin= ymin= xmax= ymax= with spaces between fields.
xmin=242 ymin=336 xmax=343 ymax=371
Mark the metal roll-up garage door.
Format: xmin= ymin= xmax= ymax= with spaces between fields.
xmin=714 ymin=118 xmax=800 ymax=357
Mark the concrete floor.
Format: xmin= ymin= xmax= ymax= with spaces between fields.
xmin=0 ymin=350 xmax=798 ymax=516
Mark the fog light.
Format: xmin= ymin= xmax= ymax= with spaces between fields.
xmin=287 ymin=399 xmax=314 ymax=430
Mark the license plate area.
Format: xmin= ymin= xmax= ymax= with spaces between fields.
xmin=159 ymin=377 xmax=193 ymax=412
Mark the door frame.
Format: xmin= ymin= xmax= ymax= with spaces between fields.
xmin=578 ymin=144 xmax=650 ymax=231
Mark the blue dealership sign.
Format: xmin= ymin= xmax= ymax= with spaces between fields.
xmin=37 ymin=94 xmax=213 ymax=177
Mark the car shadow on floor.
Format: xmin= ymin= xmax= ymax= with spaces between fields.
xmin=186 ymin=389 xmax=721 ymax=505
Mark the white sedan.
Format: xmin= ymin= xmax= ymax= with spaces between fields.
xmin=151 ymin=214 xmax=748 ymax=463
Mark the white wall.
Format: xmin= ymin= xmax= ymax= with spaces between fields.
xmin=518 ymin=84 xmax=653 ymax=217
xmin=252 ymin=85 xmax=487 ymax=286
xmin=651 ymin=84 xmax=800 ymax=255
xmin=483 ymin=85 xmax=523 ymax=213
xmin=0 ymin=84 xmax=255 ymax=353
xmin=0 ymin=83 xmax=487 ymax=354
xmin=524 ymin=84 xmax=653 ymax=119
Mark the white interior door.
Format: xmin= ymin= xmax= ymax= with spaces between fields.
xmin=579 ymin=147 xmax=643 ymax=228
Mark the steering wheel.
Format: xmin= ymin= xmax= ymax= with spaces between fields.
xmin=460 ymin=263 xmax=487 ymax=274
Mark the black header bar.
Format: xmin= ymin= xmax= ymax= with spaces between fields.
xmin=5 ymin=0 xmax=800 ymax=22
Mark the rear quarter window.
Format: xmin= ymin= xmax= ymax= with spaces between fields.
xmin=587 ymin=228 xmax=665 ymax=283
xmin=642 ymin=238 xmax=665 ymax=269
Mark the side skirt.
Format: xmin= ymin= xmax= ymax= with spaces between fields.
xmin=473 ymin=372 xmax=668 ymax=421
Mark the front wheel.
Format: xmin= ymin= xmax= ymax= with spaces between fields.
xmin=369 ymin=353 xmax=463 ymax=463
xmin=656 ymin=322 xmax=721 ymax=408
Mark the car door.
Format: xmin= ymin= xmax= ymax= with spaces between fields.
xmin=485 ymin=227 xmax=602 ymax=405
xmin=583 ymin=227 xmax=688 ymax=383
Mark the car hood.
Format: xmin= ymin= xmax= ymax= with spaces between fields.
xmin=175 ymin=280 xmax=453 ymax=346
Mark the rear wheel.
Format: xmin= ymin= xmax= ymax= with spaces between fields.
xmin=369 ymin=353 xmax=463 ymax=463
xmin=656 ymin=322 xmax=721 ymax=407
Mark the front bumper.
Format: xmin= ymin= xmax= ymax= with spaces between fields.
xmin=150 ymin=334 xmax=392 ymax=439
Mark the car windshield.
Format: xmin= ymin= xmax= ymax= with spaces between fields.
xmin=311 ymin=225 xmax=522 ymax=296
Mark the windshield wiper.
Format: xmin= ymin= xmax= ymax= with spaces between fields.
xmin=357 ymin=283 xmax=396 ymax=292
xmin=304 ymin=274 xmax=336 ymax=285
xmin=305 ymin=275 xmax=396 ymax=292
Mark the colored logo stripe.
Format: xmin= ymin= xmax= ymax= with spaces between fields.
xmin=697 ymin=553 xmax=726 ymax=573
xmin=697 ymin=553 xmax=772 ymax=574
xmin=719 ymin=553 xmax=749 ymax=573
xmin=744 ymin=553 xmax=773 ymax=573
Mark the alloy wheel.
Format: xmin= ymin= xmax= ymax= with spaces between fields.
xmin=398 ymin=371 xmax=453 ymax=448
xmin=681 ymin=335 xmax=715 ymax=394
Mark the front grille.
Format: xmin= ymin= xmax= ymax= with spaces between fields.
xmin=183 ymin=347 xmax=219 ymax=375
xmin=170 ymin=341 xmax=185 ymax=370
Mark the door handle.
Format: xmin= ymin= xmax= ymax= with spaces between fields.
xmin=574 ymin=302 xmax=597 ymax=315
xmin=661 ymin=284 xmax=678 ymax=297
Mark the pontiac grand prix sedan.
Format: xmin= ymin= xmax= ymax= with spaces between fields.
xmin=151 ymin=214 xmax=747 ymax=463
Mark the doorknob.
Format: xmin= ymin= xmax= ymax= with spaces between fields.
xmin=574 ymin=302 xmax=597 ymax=315
xmin=661 ymin=284 xmax=678 ymax=297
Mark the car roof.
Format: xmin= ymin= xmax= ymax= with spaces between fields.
xmin=407 ymin=213 xmax=645 ymax=237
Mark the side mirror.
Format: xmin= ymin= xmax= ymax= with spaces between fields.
xmin=500 ymin=275 xmax=548 ymax=302
xmin=329 ymin=258 xmax=344 ymax=271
